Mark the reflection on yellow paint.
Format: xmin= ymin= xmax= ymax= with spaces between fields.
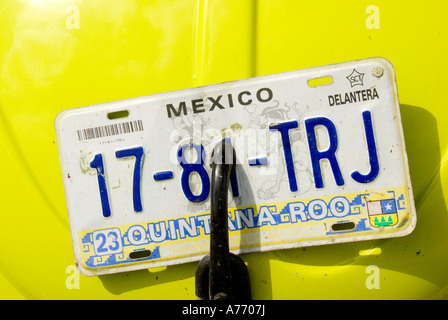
xmin=359 ymin=248 xmax=382 ymax=256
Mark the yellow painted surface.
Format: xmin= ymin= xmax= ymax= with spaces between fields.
xmin=0 ymin=0 xmax=447 ymax=299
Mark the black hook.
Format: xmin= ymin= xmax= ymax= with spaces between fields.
xmin=195 ymin=139 xmax=251 ymax=300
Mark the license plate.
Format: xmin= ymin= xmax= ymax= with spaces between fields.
xmin=56 ymin=58 xmax=416 ymax=276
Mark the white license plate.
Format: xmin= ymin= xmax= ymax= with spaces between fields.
xmin=56 ymin=58 xmax=416 ymax=276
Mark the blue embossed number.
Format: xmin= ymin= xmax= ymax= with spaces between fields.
xmin=115 ymin=146 xmax=144 ymax=212
xmin=90 ymin=153 xmax=111 ymax=217
xmin=93 ymin=229 xmax=122 ymax=255
xmin=90 ymin=146 xmax=144 ymax=217
xmin=177 ymin=143 xmax=210 ymax=203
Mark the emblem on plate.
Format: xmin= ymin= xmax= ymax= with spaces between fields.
xmin=365 ymin=192 xmax=399 ymax=227
xmin=346 ymin=69 xmax=365 ymax=87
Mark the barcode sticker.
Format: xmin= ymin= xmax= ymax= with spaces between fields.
xmin=77 ymin=120 xmax=144 ymax=141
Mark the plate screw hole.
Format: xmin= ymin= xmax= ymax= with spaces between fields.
xmin=372 ymin=67 xmax=383 ymax=78
xmin=308 ymin=76 xmax=333 ymax=87
xmin=331 ymin=221 xmax=355 ymax=231
xmin=107 ymin=110 xmax=129 ymax=120
xmin=129 ymin=249 xmax=152 ymax=259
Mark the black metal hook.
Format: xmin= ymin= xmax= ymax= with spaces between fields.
xmin=195 ymin=139 xmax=251 ymax=300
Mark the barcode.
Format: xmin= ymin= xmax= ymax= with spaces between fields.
xmin=77 ymin=120 xmax=144 ymax=141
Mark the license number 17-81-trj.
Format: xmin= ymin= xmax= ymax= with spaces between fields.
xmin=55 ymin=58 xmax=416 ymax=276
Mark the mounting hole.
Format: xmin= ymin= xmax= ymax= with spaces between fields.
xmin=331 ymin=221 xmax=355 ymax=231
xmin=308 ymin=76 xmax=333 ymax=87
xmin=129 ymin=249 xmax=152 ymax=259
xmin=107 ymin=110 xmax=129 ymax=120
